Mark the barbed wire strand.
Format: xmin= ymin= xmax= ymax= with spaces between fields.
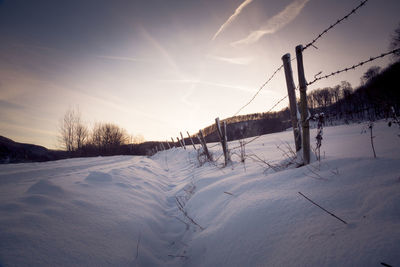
xmin=303 ymin=0 xmax=369 ymax=51
xmin=266 ymin=94 xmax=289 ymax=113
xmin=233 ymin=64 xmax=284 ymax=116
xmin=307 ymin=48 xmax=400 ymax=86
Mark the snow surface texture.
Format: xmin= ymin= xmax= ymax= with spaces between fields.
xmin=0 ymin=121 xmax=399 ymax=266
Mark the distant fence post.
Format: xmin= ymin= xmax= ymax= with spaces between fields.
xmin=160 ymin=143 xmax=166 ymax=151
xmin=187 ymin=131 xmax=197 ymax=150
xmin=171 ymin=137 xmax=176 ymax=148
xmin=177 ymin=137 xmax=183 ymax=148
xmin=296 ymin=45 xmax=310 ymax=165
xmin=180 ymin=132 xmax=186 ymax=150
xmin=197 ymin=129 xmax=212 ymax=161
xmin=215 ymin=117 xmax=230 ymax=166
xmin=282 ymin=53 xmax=302 ymax=152
xmin=166 ymin=140 xmax=171 ymax=149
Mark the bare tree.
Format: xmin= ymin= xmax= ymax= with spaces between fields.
xmin=59 ymin=107 xmax=88 ymax=153
xmin=59 ymin=108 xmax=76 ymax=152
xmin=361 ymin=66 xmax=381 ymax=85
xmin=90 ymin=122 xmax=129 ymax=154
xmin=75 ymin=120 xmax=88 ymax=151
xmin=389 ymin=22 xmax=400 ymax=60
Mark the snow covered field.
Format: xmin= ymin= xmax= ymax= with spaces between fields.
xmin=0 ymin=121 xmax=399 ymax=266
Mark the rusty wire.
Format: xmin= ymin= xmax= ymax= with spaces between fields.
xmin=303 ymin=0 xmax=369 ymax=51
xmin=307 ymin=48 xmax=400 ymax=86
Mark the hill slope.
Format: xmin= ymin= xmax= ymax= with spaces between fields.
xmin=0 ymin=121 xmax=399 ymax=266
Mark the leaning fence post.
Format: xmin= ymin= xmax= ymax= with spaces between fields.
xmin=187 ymin=131 xmax=197 ymax=150
xmin=180 ymin=132 xmax=186 ymax=150
xmin=177 ymin=137 xmax=183 ymax=149
xmin=215 ymin=117 xmax=229 ymax=166
xmin=296 ymin=45 xmax=310 ymax=165
xmin=166 ymin=140 xmax=171 ymax=149
xmin=171 ymin=137 xmax=176 ymax=148
xmin=198 ymin=129 xmax=212 ymax=161
xmin=282 ymin=53 xmax=302 ymax=152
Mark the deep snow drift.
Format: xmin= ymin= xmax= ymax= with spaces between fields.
xmin=0 ymin=121 xmax=399 ymax=266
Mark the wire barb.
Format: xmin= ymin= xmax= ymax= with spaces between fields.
xmin=303 ymin=0 xmax=369 ymax=51
xmin=307 ymin=48 xmax=400 ymax=86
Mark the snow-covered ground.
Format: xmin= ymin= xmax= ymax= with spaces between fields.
xmin=0 ymin=121 xmax=399 ymax=266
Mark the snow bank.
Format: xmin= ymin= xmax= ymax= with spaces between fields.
xmin=0 ymin=121 xmax=399 ymax=266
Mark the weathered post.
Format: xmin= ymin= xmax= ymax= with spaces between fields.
xmin=176 ymin=137 xmax=182 ymax=148
xmin=282 ymin=53 xmax=302 ymax=152
xmin=198 ymin=129 xmax=212 ymax=161
xmin=171 ymin=138 xmax=176 ymax=148
xmin=215 ymin=118 xmax=229 ymax=166
xmin=187 ymin=131 xmax=197 ymax=150
xmin=166 ymin=140 xmax=171 ymax=149
xmin=296 ymin=45 xmax=310 ymax=165
xmin=180 ymin=132 xmax=186 ymax=150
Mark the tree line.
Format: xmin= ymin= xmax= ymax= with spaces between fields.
xmin=59 ymin=108 xmax=144 ymax=156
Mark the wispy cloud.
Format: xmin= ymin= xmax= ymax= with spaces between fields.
xmin=212 ymin=0 xmax=254 ymax=40
xmin=138 ymin=26 xmax=190 ymax=81
xmin=161 ymin=79 xmax=257 ymax=93
xmin=231 ymin=0 xmax=310 ymax=47
xmin=96 ymin=55 xmax=139 ymax=62
xmin=208 ymin=55 xmax=253 ymax=65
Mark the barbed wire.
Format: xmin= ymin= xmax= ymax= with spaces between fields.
xmin=307 ymin=48 xmax=400 ymax=86
xmin=303 ymin=0 xmax=369 ymax=51
xmin=233 ymin=64 xmax=284 ymax=116
xmin=266 ymin=94 xmax=288 ymax=113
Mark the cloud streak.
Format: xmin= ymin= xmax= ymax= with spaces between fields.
xmin=231 ymin=0 xmax=310 ymax=47
xmin=212 ymin=0 xmax=254 ymax=40
xmin=208 ymin=55 xmax=253 ymax=65
xmin=96 ymin=55 xmax=139 ymax=62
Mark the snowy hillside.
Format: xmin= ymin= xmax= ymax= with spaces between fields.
xmin=0 ymin=121 xmax=399 ymax=266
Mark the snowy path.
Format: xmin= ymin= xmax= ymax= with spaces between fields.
xmin=1 ymin=121 xmax=400 ymax=266
xmin=0 ymin=152 xmax=198 ymax=266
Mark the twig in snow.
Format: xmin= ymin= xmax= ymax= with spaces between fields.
xmin=175 ymin=196 xmax=204 ymax=230
xmin=173 ymin=216 xmax=190 ymax=230
xmin=298 ymin=192 xmax=348 ymax=225
xmin=381 ymin=262 xmax=393 ymax=267
xmin=304 ymin=165 xmax=328 ymax=181
xmin=135 ymin=233 xmax=141 ymax=260
xmin=361 ymin=122 xmax=377 ymax=158
xmin=168 ymin=254 xmax=188 ymax=259
xmin=224 ymin=191 xmax=234 ymax=196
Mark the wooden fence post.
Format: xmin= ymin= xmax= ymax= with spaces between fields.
xmin=215 ymin=117 xmax=229 ymax=166
xmin=176 ymin=137 xmax=183 ymax=148
xmin=282 ymin=53 xmax=302 ymax=152
xmin=296 ymin=45 xmax=310 ymax=165
xmin=171 ymin=137 xmax=176 ymax=148
xmin=166 ymin=140 xmax=171 ymax=149
xmin=187 ymin=131 xmax=197 ymax=150
xmin=198 ymin=129 xmax=212 ymax=161
xmin=180 ymin=132 xmax=186 ymax=150
xmin=160 ymin=143 xmax=166 ymax=151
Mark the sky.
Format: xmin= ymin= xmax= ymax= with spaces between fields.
xmin=0 ymin=0 xmax=399 ymax=149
